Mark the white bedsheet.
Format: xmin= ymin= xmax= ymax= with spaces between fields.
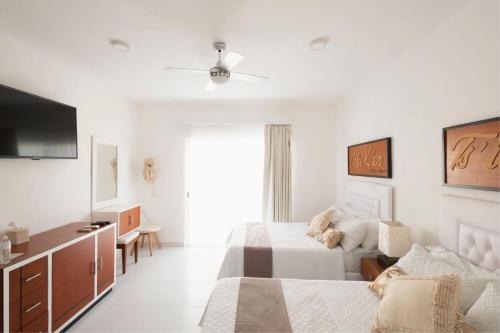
xmin=217 ymin=222 xmax=346 ymax=280
xmin=201 ymin=278 xmax=380 ymax=333
xmin=344 ymin=247 xmax=379 ymax=273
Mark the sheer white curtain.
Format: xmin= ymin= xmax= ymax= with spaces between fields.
xmin=262 ymin=124 xmax=292 ymax=222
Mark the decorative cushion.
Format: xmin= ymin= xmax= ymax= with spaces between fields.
xmin=139 ymin=224 xmax=162 ymax=233
xmin=316 ymin=227 xmax=344 ymax=249
xmin=368 ymin=266 xmax=405 ymax=298
xmin=335 ymin=218 xmax=368 ymax=252
xmin=361 ymin=218 xmax=379 ymax=250
xmin=465 ymin=282 xmax=500 ymax=333
xmin=397 ymin=243 xmax=494 ymax=311
xmin=372 ymin=274 xmax=465 ymax=333
xmin=306 ymin=208 xmax=335 ymax=237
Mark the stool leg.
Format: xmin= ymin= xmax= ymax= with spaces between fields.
xmin=148 ymin=234 xmax=153 ymax=256
xmin=134 ymin=240 xmax=139 ymax=263
xmin=130 ymin=243 xmax=135 ymax=257
xmin=153 ymin=232 xmax=162 ymax=249
xmin=121 ymin=246 xmax=127 ymax=274
xmin=141 ymin=234 xmax=145 ymax=248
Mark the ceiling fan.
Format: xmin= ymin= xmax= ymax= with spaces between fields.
xmin=165 ymin=41 xmax=268 ymax=91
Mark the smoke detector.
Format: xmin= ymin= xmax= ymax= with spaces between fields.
xmin=110 ymin=39 xmax=130 ymax=52
xmin=309 ymin=37 xmax=329 ymax=51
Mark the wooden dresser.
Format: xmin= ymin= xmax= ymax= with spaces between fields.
xmin=92 ymin=204 xmax=141 ymax=239
xmin=0 ymin=222 xmax=116 ymax=332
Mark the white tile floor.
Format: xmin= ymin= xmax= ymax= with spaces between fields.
xmin=69 ymin=246 xmax=225 ymax=333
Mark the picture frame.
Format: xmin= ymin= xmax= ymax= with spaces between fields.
xmin=443 ymin=117 xmax=499 ymax=191
xmin=348 ymin=137 xmax=392 ymax=178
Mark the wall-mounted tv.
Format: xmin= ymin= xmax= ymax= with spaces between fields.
xmin=0 ymin=84 xmax=77 ymax=159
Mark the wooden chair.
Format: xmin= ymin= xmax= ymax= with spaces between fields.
xmin=139 ymin=224 xmax=162 ymax=256
xmin=116 ymin=231 xmax=139 ymax=274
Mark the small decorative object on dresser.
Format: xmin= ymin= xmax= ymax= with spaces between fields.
xmin=377 ymin=221 xmax=411 ymax=267
xmin=361 ymin=258 xmax=385 ymax=281
xmin=5 ymin=221 xmax=30 ymax=245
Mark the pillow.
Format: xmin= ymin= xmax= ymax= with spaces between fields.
xmin=335 ymin=218 xmax=368 ymax=252
xmin=372 ymin=274 xmax=465 ymax=333
xmin=339 ymin=204 xmax=366 ymax=218
xmin=368 ymin=266 xmax=405 ymax=298
xmin=397 ymin=243 xmax=493 ymax=311
xmin=306 ymin=208 xmax=334 ymax=237
xmin=361 ymin=218 xmax=379 ymax=250
xmin=465 ymin=282 xmax=500 ymax=333
xmin=317 ymin=227 xmax=344 ymax=249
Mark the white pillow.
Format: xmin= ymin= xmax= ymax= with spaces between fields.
xmin=339 ymin=204 xmax=365 ymax=218
xmin=335 ymin=218 xmax=368 ymax=253
xmin=397 ymin=244 xmax=493 ymax=311
xmin=360 ymin=218 xmax=379 ymax=250
xmin=465 ymin=282 xmax=500 ymax=333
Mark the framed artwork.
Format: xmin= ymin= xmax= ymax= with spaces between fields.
xmin=443 ymin=117 xmax=499 ymax=191
xmin=348 ymin=137 xmax=392 ymax=178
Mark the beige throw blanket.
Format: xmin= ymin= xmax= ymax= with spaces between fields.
xmin=235 ymin=278 xmax=292 ymax=333
xmin=244 ymin=223 xmax=273 ymax=277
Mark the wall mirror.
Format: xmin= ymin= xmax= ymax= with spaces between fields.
xmin=92 ymin=136 xmax=119 ymax=209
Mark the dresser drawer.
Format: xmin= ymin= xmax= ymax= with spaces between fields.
xmin=21 ymin=257 xmax=48 ymax=296
xmin=22 ymin=311 xmax=48 ymax=333
xmin=119 ymin=206 xmax=140 ymax=237
xmin=21 ymin=285 xmax=48 ymax=327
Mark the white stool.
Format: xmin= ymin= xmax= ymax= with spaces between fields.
xmin=139 ymin=224 xmax=162 ymax=256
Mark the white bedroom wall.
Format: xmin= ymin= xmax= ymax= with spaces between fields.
xmin=336 ymin=0 xmax=499 ymax=244
xmin=136 ymin=103 xmax=336 ymax=244
xmin=0 ymin=33 xmax=137 ymax=234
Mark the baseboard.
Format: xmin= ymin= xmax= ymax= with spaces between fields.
xmin=161 ymin=241 xmax=185 ymax=247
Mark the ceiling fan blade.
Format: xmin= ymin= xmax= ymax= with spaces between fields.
xmin=231 ymin=72 xmax=268 ymax=84
xmin=164 ymin=66 xmax=208 ymax=74
xmin=221 ymin=51 xmax=244 ymax=71
xmin=205 ymin=80 xmax=216 ymax=91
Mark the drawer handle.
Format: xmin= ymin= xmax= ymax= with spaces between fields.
xmin=128 ymin=215 xmax=133 ymax=225
xmin=25 ymin=301 xmax=42 ymax=313
xmin=25 ymin=273 xmax=42 ymax=282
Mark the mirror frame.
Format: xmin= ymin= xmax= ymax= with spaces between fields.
xmin=91 ymin=136 xmax=119 ymax=210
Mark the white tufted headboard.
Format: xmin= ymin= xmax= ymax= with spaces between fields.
xmin=439 ymin=195 xmax=500 ymax=274
xmin=343 ymin=180 xmax=393 ymax=220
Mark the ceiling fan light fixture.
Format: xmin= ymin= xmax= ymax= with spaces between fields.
xmin=109 ymin=39 xmax=130 ymax=52
xmin=309 ymin=37 xmax=329 ymax=51
xmin=209 ymin=67 xmax=230 ymax=84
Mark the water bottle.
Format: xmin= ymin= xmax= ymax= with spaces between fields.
xmin=0 ymin=236 xmax=11 ymax=264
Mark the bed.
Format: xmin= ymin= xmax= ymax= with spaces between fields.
xmin=217 ymin=180 xmax=393 ymax=280
xmin=202 ymin=195 xmax=500 ymax=332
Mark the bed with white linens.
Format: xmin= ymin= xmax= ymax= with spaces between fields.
xmin=202 ymin=195 xmax=500 ymax=333
xmin=217 ymin=180 xmax=392 ymax=280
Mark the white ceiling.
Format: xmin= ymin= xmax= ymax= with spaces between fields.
xmin=0 ymin=0 xmax=468 ymax=104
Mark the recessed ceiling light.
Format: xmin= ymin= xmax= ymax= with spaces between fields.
xmin=110 ymin=39 xmax=130 ymax=52
xmin=309 ymin=37 xmax=329 ymax=51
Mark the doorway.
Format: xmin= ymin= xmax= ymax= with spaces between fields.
xmin=185 ymin=125 xmax=264 ymax=246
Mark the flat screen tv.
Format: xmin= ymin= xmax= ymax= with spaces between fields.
xmin=0 ymin=84 xmax=77 ymax=159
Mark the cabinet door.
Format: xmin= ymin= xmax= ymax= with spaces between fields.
xmin=52 ymin=236 xmax=95 ymax=331
xmin=97 ymin=226 xmax=115 ymax=295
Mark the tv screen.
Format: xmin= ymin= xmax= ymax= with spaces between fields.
xmin=0 ymin=85 xmax=77 ymax=159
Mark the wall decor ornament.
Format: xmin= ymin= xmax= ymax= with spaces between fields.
xmin=443 ymin=117 xmax=499 ymax=191
xmin=143 ymin=158 xmax=157 ymax=195
xmin=348 ymin=137 xmax=392 ymax=178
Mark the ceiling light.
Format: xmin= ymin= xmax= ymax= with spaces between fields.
xmin=110 ymin=39 xmax=130 ymax=52
xmin=309 ymin=37 xmax=329 ymax=51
